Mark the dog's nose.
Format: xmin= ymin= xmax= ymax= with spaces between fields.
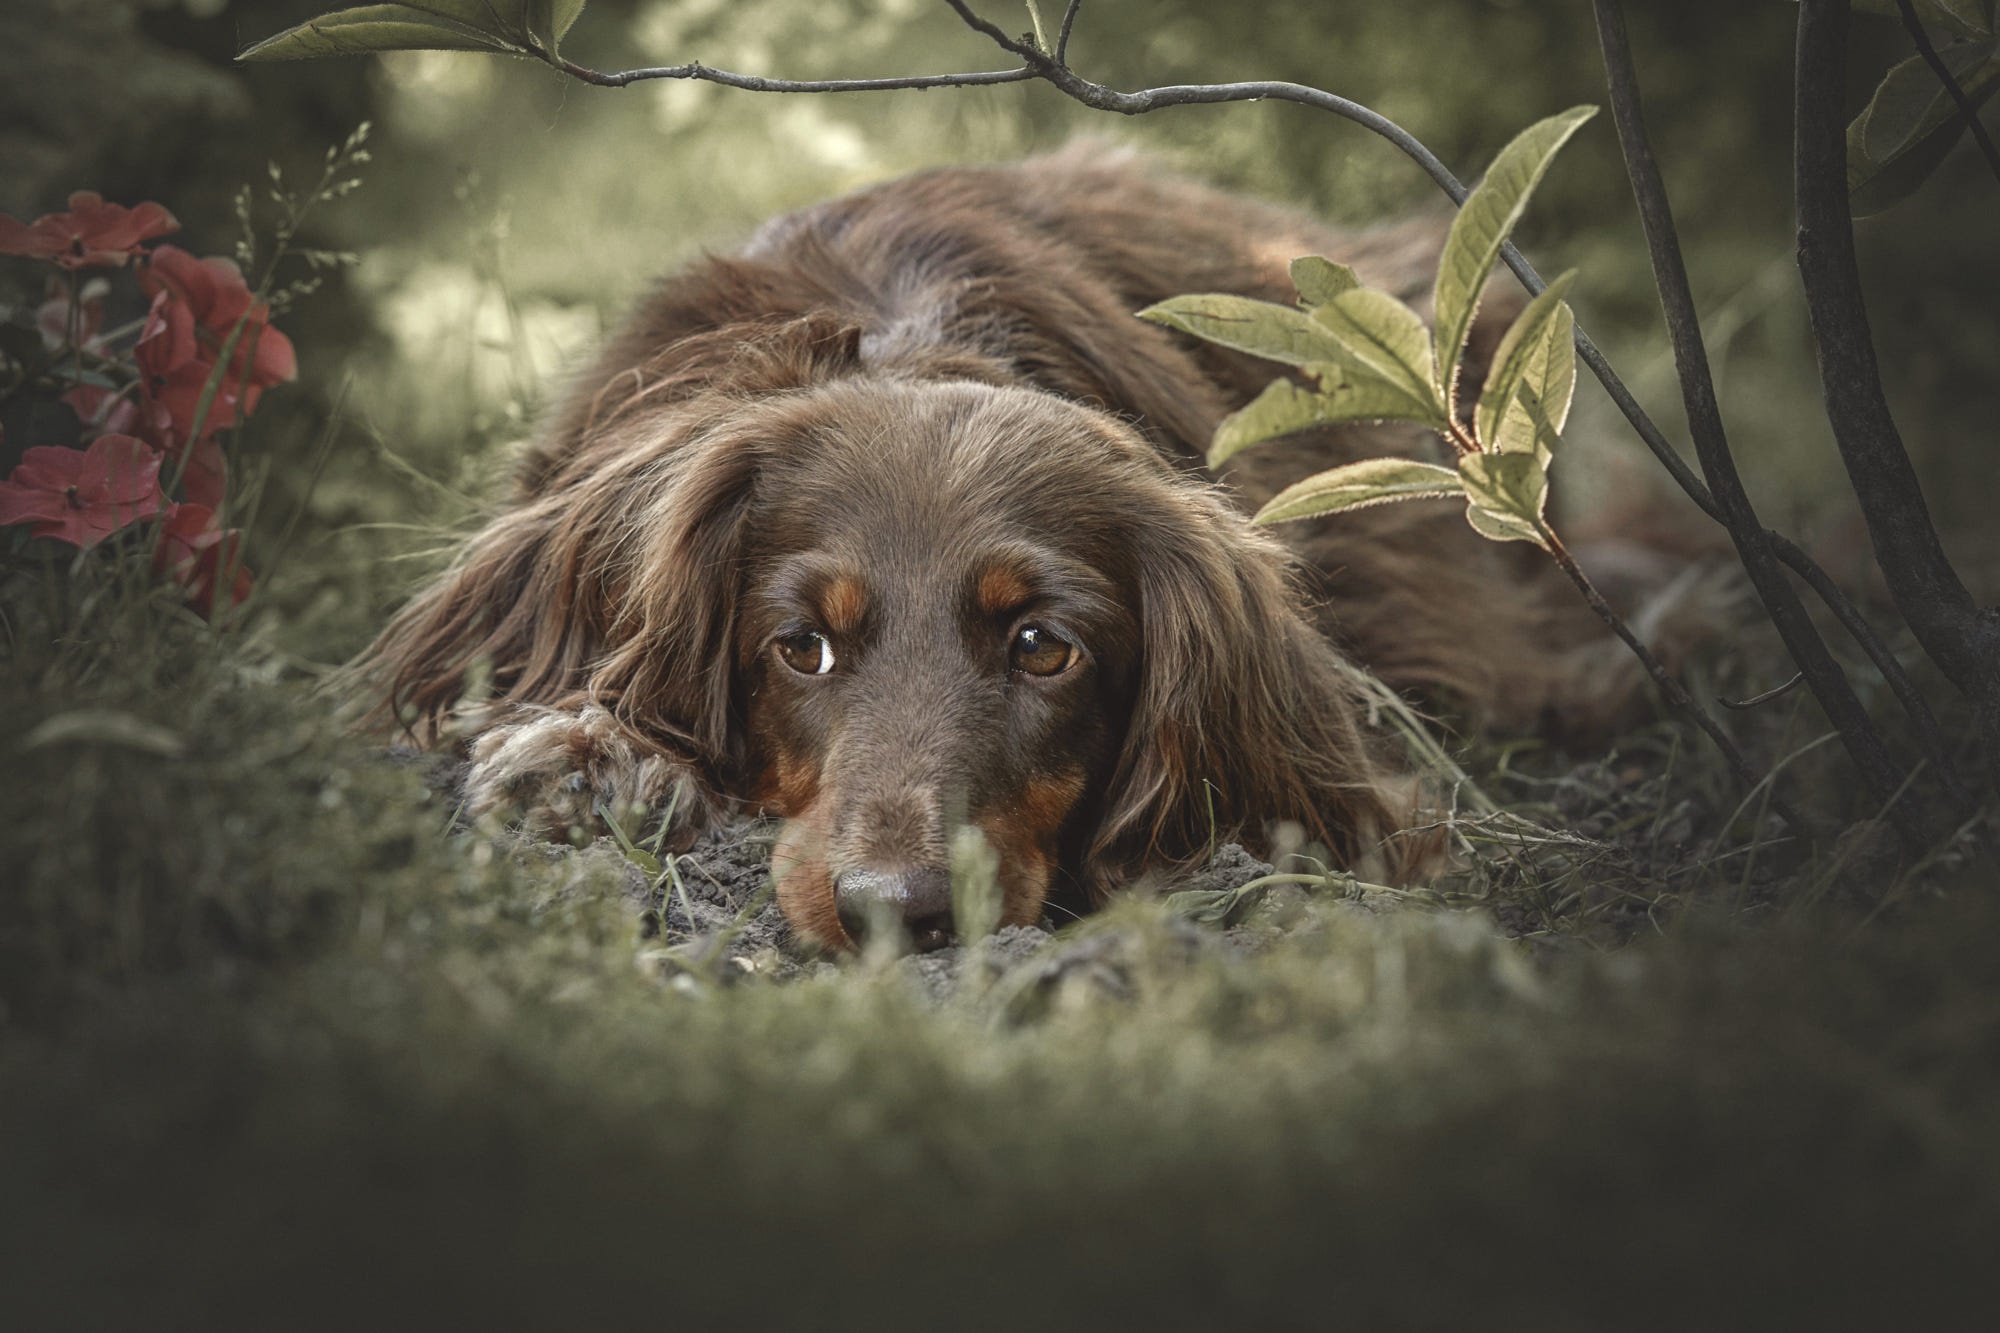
xmin=835 ymin=866 xmax=955 ymax=952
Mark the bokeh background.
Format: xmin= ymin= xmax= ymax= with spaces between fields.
xmin=4 ymin=2 xmax=1999 ymax=1326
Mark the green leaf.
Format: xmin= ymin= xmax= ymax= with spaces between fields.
xmin=1847 ymin=39 xmax=2000 ymax=214
xmin=1309 ymin=288 xmax=1445 ymax=420
xmin=1475 ymin=270 xmax=1577 ymax=456
xmin=1288 ymin=256 xmax=1360 ymax=308
xmin=1139 ymin=293 xmax=1357 ymax=367
xmin=1209 ymin=371 xmax=1450 ymax=467
xmin=238 ymin=3 xmax=549 ymax=61
xmin=1433 ymin=106 xmax=1597 ymax=417
xmin=1458 ymin=452 xmax=1549 ymax=548
xmin=1251 ymin=456 xmax=1463 ymax=525
xmin=531 ymin=0 xmax=589 ymax=55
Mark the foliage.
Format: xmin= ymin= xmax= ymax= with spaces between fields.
xmin=1141 ymin=108 xmax=1593 ymax=552
xmin=1848 ymin=0 xmax=2000 ymax=213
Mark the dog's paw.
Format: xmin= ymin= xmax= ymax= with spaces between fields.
xmin=461 ymin=703 xmax=720 ymax=846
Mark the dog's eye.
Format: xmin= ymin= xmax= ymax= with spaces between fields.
xmin=776 ymin=631 xmax=835 ymax=676
xmin=1009 ymin=625 xmax=1076 ymax=677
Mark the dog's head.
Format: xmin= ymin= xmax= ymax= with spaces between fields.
xmin=369 ymin=321 xmax=1409 ymax=950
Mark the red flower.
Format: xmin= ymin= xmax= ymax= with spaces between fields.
xmin=0 ymin=192 xmax=179 ymax=270
xmin=154 ymin=503 xmax=251 ymax=614
xmin=134 ymin=246 xmax=296 ymax=442
xmin=0 ymin=435 xmax=166 ymax=547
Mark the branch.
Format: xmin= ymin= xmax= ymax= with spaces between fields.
xmin=1057 ymin=0 xmax=1082 ymax=64
xmin=1796 ymin=2 xmax=2000 ymax=706
xmin=551 ymin=54 xmax=1035 ymax=93
xmin=1765 ymin=530 xmax=1971 ymax=803
xmin=1593 ymin=0 xmax=1927 ymax=833
xmin=1892 ymin=0 xmax=2000 ymax=188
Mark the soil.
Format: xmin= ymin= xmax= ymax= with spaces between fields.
xmin=521 ymin=817 xmax=1297 ymax=1001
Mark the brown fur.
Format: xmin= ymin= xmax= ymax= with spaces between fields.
xmin=358 ymin=144 xmax=1715 ymax=950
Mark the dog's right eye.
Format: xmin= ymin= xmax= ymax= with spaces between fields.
xmin=776 ymin=631 xmax=835 ymax=676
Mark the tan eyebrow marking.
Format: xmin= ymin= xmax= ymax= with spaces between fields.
xmin=819 ymin=574 xmax=869 ymax=635
xmin=976 ymin=565 xmax=1033 ymax=616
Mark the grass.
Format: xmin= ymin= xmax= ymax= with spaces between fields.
xmin=3 ymin=540 xmax=1997 ymax=1326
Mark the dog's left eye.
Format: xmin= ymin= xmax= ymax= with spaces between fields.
xmin=1009 ymin=625 xmax=1077 ymax=676
xmin=776 ymin=631 xmax=835 ymax=675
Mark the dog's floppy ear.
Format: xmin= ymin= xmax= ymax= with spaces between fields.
xmin=1092 ymin=488 xmax=1419 ymax=884
xmin=360 ymin=316 xmax=863 ymax=765
xmin=360 ymin=412 xmax=765 ymax=768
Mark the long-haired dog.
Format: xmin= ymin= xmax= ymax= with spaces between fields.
xmin=362 ymin=144 xmax=1709 ymax=951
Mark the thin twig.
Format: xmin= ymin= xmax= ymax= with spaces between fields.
xmin=1892 ymin=0 xmax=2000 ymax=188
xmin=1720 ymin=673 xmax=1805 ymax=711
xmin=1541 ymin=522 xmax=1814 ymax=837
xmin=1594 ymin=0 xmax=1922 ymax=835
xmin=1762 ymin=527 xmax=1970 ymax=806
xmin=1056 ymin=0 xmax=1082 ymax=64
xmin=552 ymin=54 xmax=1035 ymax=93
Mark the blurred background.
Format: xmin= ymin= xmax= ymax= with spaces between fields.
xmin=2 ymin=0 xmax=1990 ymax=664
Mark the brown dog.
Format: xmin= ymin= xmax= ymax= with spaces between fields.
xmin=362 ymin=144 xmax=1702 ymax=950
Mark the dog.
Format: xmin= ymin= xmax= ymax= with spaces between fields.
xmin=361 ymin=143 xmax=1710 ymax=951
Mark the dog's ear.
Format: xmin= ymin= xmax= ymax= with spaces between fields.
xmin=357 ymin=480 xmax=623 ymax=744
xmin=1092 ymin=488 xmax=1419 ymax=884
xmin=584 ymin=418 xmax=766 ymax=765
xmin=361 ymin=415 xmax=765 ymax=771
xmin=360 ymin=317 xmax=863 ymax=763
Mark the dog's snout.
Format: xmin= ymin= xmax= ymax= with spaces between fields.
xmin=835 ymin=867 xmax=955 ymax=952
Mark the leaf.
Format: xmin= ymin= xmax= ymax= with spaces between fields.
xmin=1458 ymin=451 xmax=1549 ymax=548
xmin=1309 ymin=288 xmax=1445 ymax=421
xmin=1289 ymin=256 xmax=1360 ymax=308
xmin=530 ymin=0 xmax=589 ymax=55
xmin=1433 ymin=105 xmax=1597 ymax=417
xmin=1209 ymin=372 xmax=1450 ymax=468
xmin=1464 ymin=501 xmax=1545 ymax=547
xmin=238 ymin=3 xmax=545 ymax=61
xmin=1847 ymin=39 xmax=2000 ymax=214
xmin=1251 ymin=456 xmax=1463 ymax=525
xmin=1139 ymin=293 xmax=1357 ymax=366
xmin=1475 ymin=270 xmax=1578 ymax=456
xmin=1163 ymin=884 xmax=1263 ymax=925
xmin=21 ymin=710 xmax=186 ymax=759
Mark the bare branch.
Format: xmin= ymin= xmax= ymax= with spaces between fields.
xmin=1719 ymin=673 xmax=1805 ymax=711
xmin=1892 ymin=0 xmax=2000 ymax=188
xmin=1796 ymin=2 xmax=2000 ymax=710
xmin=1595 ymin=0 xmax=1926 ymax=833
xmin=1057 ymin=0 xmax=1083 ymax=65
xmin=1763 ymin=528 xmax=1971 ymax=807
xmin=551 ymin=54 xmax=1035 ymax=93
